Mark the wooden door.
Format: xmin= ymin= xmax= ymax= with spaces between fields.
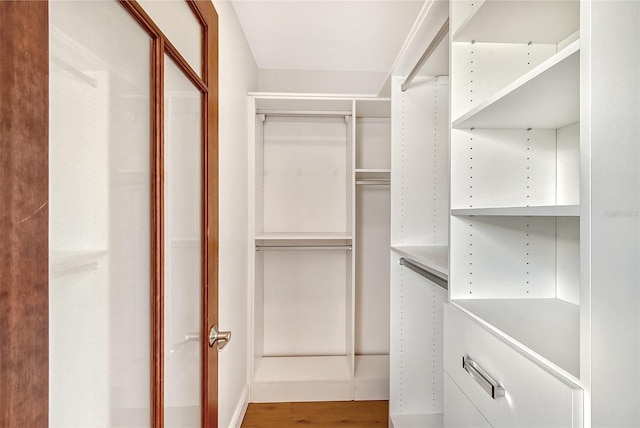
xmin=0 ymin=1 xmax=219 ymax=426
xmin=0 ymin=2 xmax=50 ymax=425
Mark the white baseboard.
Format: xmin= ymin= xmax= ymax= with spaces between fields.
xmin=227 ymin=384 xmax=250 ymax=428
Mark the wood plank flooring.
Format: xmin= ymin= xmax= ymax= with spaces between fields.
xmin=241 ymin=400 xmax=389 ymax=428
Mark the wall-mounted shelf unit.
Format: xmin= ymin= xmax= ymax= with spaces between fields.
xmin=446 ymin=1 xmax=585 ymax=425
xmin=452 ymin=0 xmax=580 ymax=44
xmin=249 ymin=95 xmax=392 ymax=402
xmin=454 ymin=298 xmax=579 ymax=377
xmin=452 ymin=40 xmax=579 ymax=130
xmin=446 ymin=1 xmax=640 ymax=426
xmin=255 ymin=233 xmax=353 ymax=241
xmin=451 ymin=205 xmax=580 ymax=217
xmin=354 ymin=98 xmax=392 ymax=401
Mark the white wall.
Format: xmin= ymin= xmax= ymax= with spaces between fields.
xmin=211 ymin=1 xmax=258 ymax=427
xmin=587 ymin=1 xmax=640 ymax=426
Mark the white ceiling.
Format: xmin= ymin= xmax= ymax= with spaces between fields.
xmin=231 ymin=0 xmax=425 ymax=73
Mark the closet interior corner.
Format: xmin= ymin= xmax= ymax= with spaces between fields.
xmin=248 ymin=95 xmax=392 ymax=402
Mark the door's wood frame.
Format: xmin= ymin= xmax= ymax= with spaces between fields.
xmin=0 ymin=0 xmax=218 ymax=426
xmin=187 ymin=3 xmax=220 ymax=426
xmin=118 ymin=1 xmax=219 ymax=426
xmin=152 ymin=34 xmax=166 ymax=428
xmin=0 ymin=1 xmax=50 ymax=426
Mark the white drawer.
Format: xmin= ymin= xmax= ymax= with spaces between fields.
xmin=444 ymin=303 xmax=583 ymax=428
xmin=444 ymin=372 xmax=491 ymax=428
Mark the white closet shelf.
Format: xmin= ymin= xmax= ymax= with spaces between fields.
xmin=255 ymin=233 xmax=352 ymax=241
xmin=254 ymin=356 xmax=351 ymax=383
xmin=451 ymin=298 xmax=580 ymax=380
xmin=453 ymin=0 xmax=579 ymax=43
xmin=390 ymin=413 xmax=444 ymax=428
xmin=50 ymin=250 xmax=108 ymax=279
xmin=451 ymin=205 xmax=580 ymax=217
xmin=452 ymin=40 xmax=579 ymax=130
xmin=355 ymin=98 xmax=391 ymax=119
xmin=254 ymin=96 xmax=353 ymax=112
xmin=391 ymin=246 xmax=448 ymax=279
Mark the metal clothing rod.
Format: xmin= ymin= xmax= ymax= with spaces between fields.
xmin=399 ymin=257 xmax=448 ymax=290
xmin=256 ymin=245 xmax=352 ymax=252
xmin=257 ymin=109 xmax=352 ymax=118
xmin=401 ymin=17 xmax=449 ymax=92
xmin=356 ymin=180 xmax=390 ymax=186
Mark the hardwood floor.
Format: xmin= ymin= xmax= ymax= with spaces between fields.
xmin=241 ymin=400 xmax=389 ymax=428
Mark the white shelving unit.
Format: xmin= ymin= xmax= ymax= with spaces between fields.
xmin=451 ymin=205 xmax=580 ymax=217
xmin=354 ymin=98 xmax=392 ymax=401
xmin=248 ymin=95 xmax=392 ymax=402
xmin=255 ymin=233 xmax=353 ymax=241
xmin=445 ymin=1 xmax=590 ymax=425
xmin=451 ymin=0 xmax=579 ymax=44
xmin=389 ymin=73 xmax=449 ymax=427
xmin=450 ymin=1 xmax=580 ymax=380
xmin=449 ymin=0 xmax=581 ymax=377
xmin=383 ymin=1 xmax=639 ymax=426
xmin=452 ymin=40 xmax=579 ymax=130
xmin=250 ymin=95 xmax=354 ymax=402
xmin=453 ymin=298 xmax=580 ymax=377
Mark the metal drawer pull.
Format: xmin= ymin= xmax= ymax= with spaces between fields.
xmin=462 ymin=356 xmax=505 ymax=399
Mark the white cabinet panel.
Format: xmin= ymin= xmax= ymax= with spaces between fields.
xmin=261 ymin=116 xmax=349 ymax=234
xmin=451 ymin=42 xmax=556 ymax=121
xmin=450 ymin=129 xmax=557 ymax=209
xmin=444 ymin=304 xmax=582 ymax=428
xmin=444 ymin=374 xmax=491 ymax=428
xmin=389 ymin=73 xmax=449 ymax=420
xmin=262 ymin=251 xmax=348 ymax=356
xmin=450 ymin=216 xmax=558 ymax=299
xmin=390 ymin=76 xmax=449 ymax=247
xmin=356 ymin=185 xmax=391 ymax=355
xmin=390 ymin=253 xmax=446 ymax=416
